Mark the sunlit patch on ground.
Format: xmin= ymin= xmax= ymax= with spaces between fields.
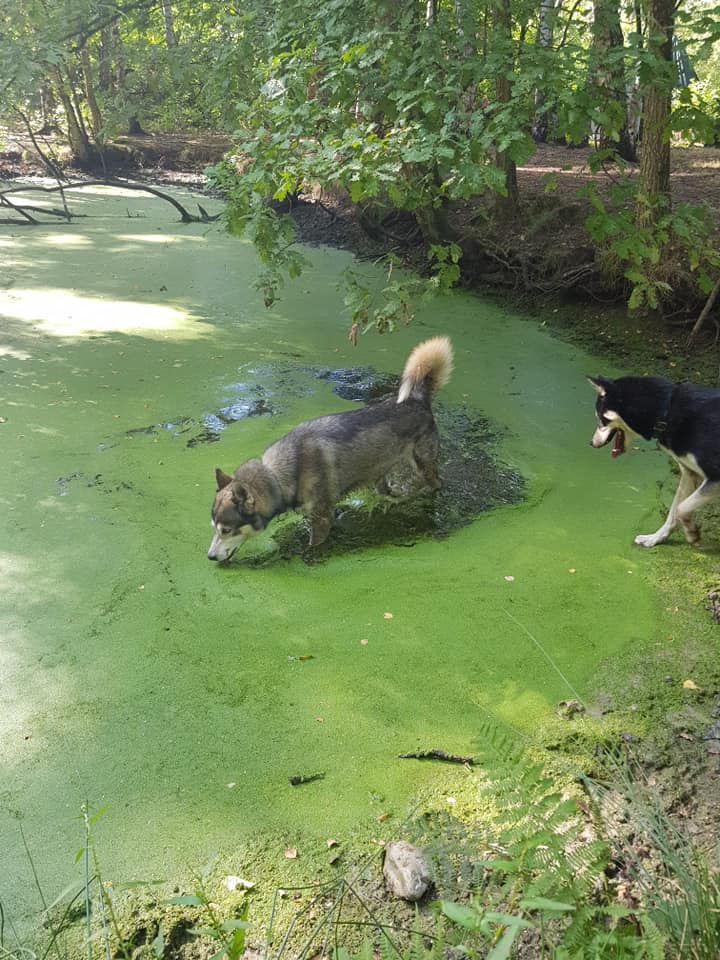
xmin=40 ymin=234 xmax=92 ymax=249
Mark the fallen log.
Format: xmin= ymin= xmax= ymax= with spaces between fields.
xmin=0 ymin=179 xmax=221 ymax=225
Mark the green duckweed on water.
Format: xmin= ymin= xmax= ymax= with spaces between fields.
xmin=0 ymin=184 xmax=712 ymax=946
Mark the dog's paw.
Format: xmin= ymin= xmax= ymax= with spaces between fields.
xmin=682 ymin=523 xmax=701 ymax=545
xmin=634 ymin=533 xmax=664 ymax=548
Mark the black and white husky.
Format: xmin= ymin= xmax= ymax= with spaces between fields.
xmin=588 ymin=374 xmax=720 ymax=547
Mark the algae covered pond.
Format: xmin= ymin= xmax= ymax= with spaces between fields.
xmin=1 ymin=184 xmax=667 ymax=929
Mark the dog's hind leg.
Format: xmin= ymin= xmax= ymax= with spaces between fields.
xmin=676 ymin=478 xmax=720 ymax=545
xmin=413 ymin=433 xmax=442 ymax=492
xmin=635 ymin=465 xmax=698 ymax=547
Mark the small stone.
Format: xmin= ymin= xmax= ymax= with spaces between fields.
xmin=382 ymin=841 xmax=431 ymax=902
xmin=557 ymin=699 xmax=585 ymax=719
xmin=663 ymin=676 xmax=674 ymax=684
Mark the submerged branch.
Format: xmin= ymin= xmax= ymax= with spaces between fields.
xmin=0 ymin=192 xmax=38 ymax=224
xmin=0 ymin=179 xmax=221 ymax=224
xmin=399 ymin=749 xmax=476 ymax=765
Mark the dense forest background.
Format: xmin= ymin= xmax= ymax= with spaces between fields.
xmin=2 ymin=0 xmax=720 ymax=332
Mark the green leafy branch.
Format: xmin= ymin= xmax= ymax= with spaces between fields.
xmin=584 ymin=178 xmax=719 ymax=311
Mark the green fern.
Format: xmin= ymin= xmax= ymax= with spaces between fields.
xmin=434 ymin=723 xmax=661 ymax=957
xmin=470 ymin=721 xmax=609 ymax=906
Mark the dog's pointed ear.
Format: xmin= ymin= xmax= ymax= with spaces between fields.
xmin=231 ymin=480 xmax=255 ymax=510
xmin=215 ymin=468 xmax=233 ymax=490
xmin=587 ymin=376 xmax=610 ymax=397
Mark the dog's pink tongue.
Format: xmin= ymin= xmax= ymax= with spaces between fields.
xmin=611 ymin=431 xmax=625 ymax=458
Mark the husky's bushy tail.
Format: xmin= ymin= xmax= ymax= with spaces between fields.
xmin=397 ymin=336 xmax=454 ymax=405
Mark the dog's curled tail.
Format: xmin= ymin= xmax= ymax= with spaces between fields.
xmin=397 ymin=336 xmax=454 ymax=404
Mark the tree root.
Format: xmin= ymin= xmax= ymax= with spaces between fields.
xmin=688 ymin=275 xmax=720 ymax=342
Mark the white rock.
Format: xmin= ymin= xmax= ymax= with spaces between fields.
xmin=382 ymin=841 xmax=431 ymax=902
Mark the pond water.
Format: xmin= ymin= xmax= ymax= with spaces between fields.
xmin=0 ymin=185 xmax=665 ymax=931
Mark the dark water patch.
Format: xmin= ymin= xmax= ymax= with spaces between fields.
xmin=186 ymin=426 xmax=222 ymax=447
xmin=186 ymin=392 xmax=277 ymax=447
xmin=103 ymin=377 xmax=283 ymax=449
xmin=218 ymin=395 xmax=275 ymax=421
xmin=55 ymin=472 xmax=138 ymax=496
xmin=126 ymin=424 xmax=163 ymax=437
xmin=103 ymin=361 xmax=385 ymax=453
xmin=314 ymin=366 xmax=399 ymax=402
xmin=56 ymin=472 xmax=84 ymax=495
xmin=162 ymin=418 xmax=195 ymax=435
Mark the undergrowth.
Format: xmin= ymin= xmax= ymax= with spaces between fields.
xmin=4 ymin=725 xmax=719 ymax=959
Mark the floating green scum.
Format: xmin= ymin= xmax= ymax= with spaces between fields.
xmin=0 ymin=183 xmax=663 ymax=937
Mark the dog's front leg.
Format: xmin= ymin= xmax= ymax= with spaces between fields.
xmin=676 ymin=478 xmax=720 ymax=545
xmin=635 ymin=466 xmax=697 ymax=547
xmin=308 ymin=513 xmax=332 ymax=547
xmin=303 ymin=495 xmax=333 ymax=546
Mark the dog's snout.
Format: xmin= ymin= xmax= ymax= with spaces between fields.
xmin=207 ymin=551 xmax=219 ymax=561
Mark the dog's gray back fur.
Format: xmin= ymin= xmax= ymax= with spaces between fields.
xmin=265 ymin=396 xmax=436 ymax=507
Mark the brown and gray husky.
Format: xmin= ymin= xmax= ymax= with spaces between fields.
xmin=208 ymin=336 xmax=454 ymax=561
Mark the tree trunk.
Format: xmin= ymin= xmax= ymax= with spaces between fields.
xmin=111 ymin=21 xmax=125 ymax=93
xmin=454 ymin=0 xmax=477 ymax=112
xmin=106 ymin=21 xmax=146 ymax=136
xmin=590 ymin=0 xmax=636 ymax=160
xmin=532 ymin=0 xmax=555 ymax=142
xmin=493 ymin=0 xmax=519 ymax=213
xmin=98 ymin=26 xmax=114 ymax=91
xmin=52 ymin=68 xmax=92 ymax=164
xmin=38 ymin=82 xmax=57 ymax=134
xmin=160 ymin=0 xmax=177 ymax=48
xmin=638 ymin=0 xmax=674 ymax=214
xmin=81 ymin=46 xmax=104 ymax=140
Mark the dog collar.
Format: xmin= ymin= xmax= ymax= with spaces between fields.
xmin=651 ymin=389 xmax=674 ymax=440
xmin=652 ymin=419 xmax=668 ymax=439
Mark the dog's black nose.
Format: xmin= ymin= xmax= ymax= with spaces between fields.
xmin=208 ymin=554 xmax=219 ymax=561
